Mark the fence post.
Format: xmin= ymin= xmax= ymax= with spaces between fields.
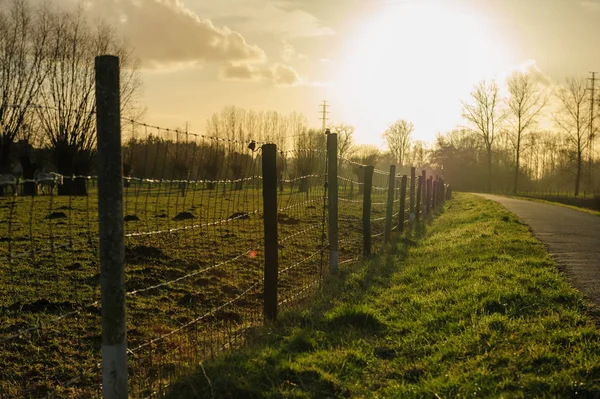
xmin=398 ymin=175 xmax=407 ymax=233
xmin=421 ymin=170 xmax=426 ymax=215
xmin=95 ymin=55 xmax=128 ymax=399
xmin=262 ymin=143 xmax=279 ymax=322
xmin=327 ymin=132 xmax=338 ymax=273
xmin=409 ymin=167 xmax=416 ymax=223
xmin=432 ymin=177 xmax=438 ymax=210
xmin=426 ymin=176 xmax=431 ymax=215
xmin=362 ymin=166 xmax=374 ymax=257
xmin=384 ymin=164 xmax=396 ymax=243
xmin=416 ymin=175 xmax=422 ymax=222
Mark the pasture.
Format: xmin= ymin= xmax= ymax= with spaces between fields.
xmin=0 ymin=165 xmax=378 ymax=397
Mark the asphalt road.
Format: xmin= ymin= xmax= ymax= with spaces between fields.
xmin=475 ymin=194 xmax=600 ymax=308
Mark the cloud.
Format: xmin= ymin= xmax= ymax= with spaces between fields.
xmin=220 ymin=62 xmax=303 ymax=87
xmin=80 ymin=0 xmax=266 ymax=69
xmin=192 ymin=0 xmax=335 ymax=38
xmin=281 ymin=41 xmax=296 ymax=62
xmin=580 ymin=0 xmax=600 ymax=11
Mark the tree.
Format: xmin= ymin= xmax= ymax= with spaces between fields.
xmin=331 ymin=123 xmax=355 ymax=160
xmin=35 ymin=7 xmax=141 ymax=195
xmin=554 ymin=77 xmax=591 ymax=196
xmin=0 ymin=0 xmax=52 ymax=173
xmin=462 ymin=80 xmax=505 ymax=192
xmin=383 ymin=119 xmax=413 ymax=167
xmin=506 ymin=71 xmax=547 ymax=193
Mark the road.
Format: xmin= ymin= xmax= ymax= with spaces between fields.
xmin=475 ymin=194 xmax=600 ymax=307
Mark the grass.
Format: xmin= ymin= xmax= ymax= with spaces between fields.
xmin=0 ymin=175 xmax=378 ymax=397
xmin=166 ymin=193 xmax=600 ymax=398
xmin=507 ymin=194 xmax=600 ymax=217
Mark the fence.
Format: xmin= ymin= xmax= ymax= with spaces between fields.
xmin=0 ymin=56 xmax=450 ymax=398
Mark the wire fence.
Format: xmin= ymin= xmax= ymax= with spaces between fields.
xmin=0 ymin=55 xmax=451 ymax=398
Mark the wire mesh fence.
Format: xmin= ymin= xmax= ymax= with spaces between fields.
xmin=0 ymin=56 xmax=451 ymax=398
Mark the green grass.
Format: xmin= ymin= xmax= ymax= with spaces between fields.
xmin=0 ymin=178 xmax=375 ymax=397
xmin=167 ymin=193 xmax=600 ymax=398
xmin=507 ymin=194 xmax=600 ymax=217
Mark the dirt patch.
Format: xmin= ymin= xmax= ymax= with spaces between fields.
xmin=173 ymin=212 xmax=194 ymax=221
xmin=8 ymin=299 xmax=76 ymax=314
xmin=46 ymin=212 xmax=67 ymax=220
xmin=125 ymin=245 xmax=168 ymax=264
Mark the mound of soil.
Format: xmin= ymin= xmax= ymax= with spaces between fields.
xmin=173 ymin=211 xmax=194 ymax=221
xmin=125 ymin=245 xmax=167 ymax=264
xmin=46 ymin=212 xmax=67 ymax=220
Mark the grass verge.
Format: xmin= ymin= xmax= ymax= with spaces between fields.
xmin=507 ymin=195 xmax=600 ymax=217
xmin=166 ymin=193 xmax=600 ymax=398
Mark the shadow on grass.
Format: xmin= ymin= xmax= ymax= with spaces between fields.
xmin=162 ymin=219 xmax=434 ymax=399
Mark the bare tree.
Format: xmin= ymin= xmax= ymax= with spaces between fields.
xmin=331 ymin=123 xmax=355 ymax=160
xmin=554 ymin=77 xmax=591 ymax=196
xmin=507 ymin=71 xmax=547 ymax=193
xmin=0 ymin=0 xmax=51 ymax=172
xmin=35 ymin=7 xmax=142 ymax=195
xmin=462 ymin=80 xmax=505 ymax=192
xmin=383 ymin=119 xmax=413 ymax=167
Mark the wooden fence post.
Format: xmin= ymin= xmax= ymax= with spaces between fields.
xmin=421 ymin=170 xmax=426 ymax=215
xmin=426 ymin=176 xmax=431 ymax=215
xmin=398 ymin=175 xmax=407 ymax=233
xmin=416 ymin=175 xmax=422 ymax=222
xmin=432 ymin=176 xmax=438 ymax=210
xmin=384 ymin=165 xmax=396 ymax=243
xmin=327 ymin=132 xmax=338 ymax=273
xmin=262 ymin=143 xmax=279 ymax=322
xmin=95 ymin=55 xmax=128 ymax=399
xmin=363 ymin=166 xmax=374 ymax=257
xmin=409 ymin=167 xmax=416 ymax=223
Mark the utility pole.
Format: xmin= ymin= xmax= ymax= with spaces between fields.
xmin=588 ymin=72 xmax=598 ymax=190
xmin=319 ymin=101 xmax=329 ymax=132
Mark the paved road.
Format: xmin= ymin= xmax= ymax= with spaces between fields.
xmin=475 ymin=194 xmax=600 ymax=307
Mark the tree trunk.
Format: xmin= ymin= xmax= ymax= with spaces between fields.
xmin=575 ymin=150 xmax=582 ymax=196
xmin=0 ymin=139 xmax=12 ymax=173
xmin=487 ymin=146 xmax=493 ymax=193
xmin=513 ymin=144 xmax=520 ymax=194
xmin=19 ymin=155 xmax=37 ymax=196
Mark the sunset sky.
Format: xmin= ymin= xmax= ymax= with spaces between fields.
xmin=62 ymin=0 xmax=600 ymax=146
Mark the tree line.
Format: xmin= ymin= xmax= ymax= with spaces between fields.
xmin=0 ymin=0 xmax=140 ymax=195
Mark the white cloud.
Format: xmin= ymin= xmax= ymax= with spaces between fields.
xmin=219 ymin=62 xmax=303 ymax=87
xmin=580 ymin=0 xmax=600 ymax=11
xmin=192 ymin=0 xmax=335 ymax=38
xmin=78 ymin=0 xmax=267 ymax=69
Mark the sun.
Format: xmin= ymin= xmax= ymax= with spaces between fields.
xmin=333 ymin=0 xmax=514 ymax=146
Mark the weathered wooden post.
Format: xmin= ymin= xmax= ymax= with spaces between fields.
xmin=416 ymin=175 xmax=422 ymax=222
xmin=398 ymin=175 xmax=407 ymax=233
xmin=409 ymin=167 xmax=416 ymax=223
xmin=95 ymin=55 xmax=128 ymax=399
xmin=362 ymin=166 xmax=374 ymax=256
xmin=262 ymin=143 xmax=279 ymax=321
xmin=327 ymin=132 xmax=339 ymax=273
xmin=384 ymin=165 xmax=396 ymax=243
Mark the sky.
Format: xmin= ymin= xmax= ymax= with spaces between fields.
xmin=55 ymin=0 xmax=600 ymax=147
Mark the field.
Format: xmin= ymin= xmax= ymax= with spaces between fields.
xmin=0 ymin=159 xmax=395 ymax=397
xmin=166 ymin=193 xmax=600 ymax=398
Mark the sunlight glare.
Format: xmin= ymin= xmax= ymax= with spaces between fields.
xmin=334 ymin=0 xmax=514 ymax=145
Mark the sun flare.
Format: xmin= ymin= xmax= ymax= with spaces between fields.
xmin=334 ymin=0 xmax=514 ymax=144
